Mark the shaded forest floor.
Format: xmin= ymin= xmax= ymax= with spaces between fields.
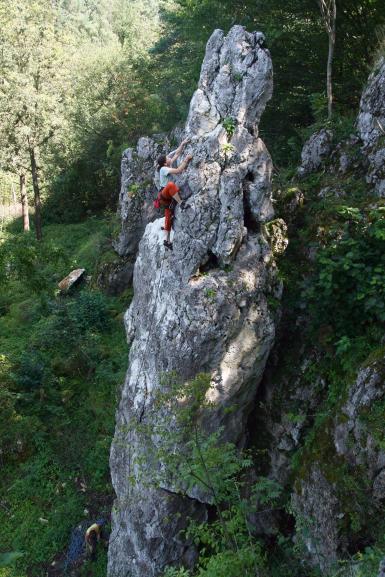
xmin=0 ymin=214 xmax=130 ymax=577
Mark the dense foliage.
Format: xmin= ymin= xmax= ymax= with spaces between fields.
xmin=0 ymin=0 xmax=164 ymax=227
xmin=0 ymin=216 xmax=129 ymax=577
xmin=1 ymin=0 xmax=385 ymax=225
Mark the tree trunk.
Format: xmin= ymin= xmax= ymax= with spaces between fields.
xmin=20 ymin=174 xmax=30 ymax=232
xmin=327 ymin=1 xmax=336 ymax=120
xmin=11 ymin=181 xmax=17 ymax=206
xmin=29 ymin=147 xmax=42 ymax=240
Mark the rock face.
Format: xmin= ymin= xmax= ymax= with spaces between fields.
xmin=114 ymin=134 xmax=170 ymax=259
xmin=297 ymin=128 xmax=333 ymax=177
xmin=357 ymin=57 xmax=385 ymax=150
xmin=334 ymin=362 xmax=385 ymax=483
xmin=288 ymin=360 xmax=385 ymax=574
xmin=378 ymin=558 xmax=385 ymax=577
xmin=111 ymin=131 xmax=183 ymax=289
xmin=357 ymin=57 xmax=385 ymax=196
xmin=291 ymin=466 xmax=339 ymax=573
xmin=108 ymin=25 xmax=280 ymax=577
xmin=297 ymin=58 xmax=385 ymax=192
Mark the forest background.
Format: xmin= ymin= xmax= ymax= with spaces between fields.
xmin=1 ymin=0 xmax=384 ymax=226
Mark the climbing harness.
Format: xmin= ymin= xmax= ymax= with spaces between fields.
xmin=153 ymin=187 xmax=164 ymax=209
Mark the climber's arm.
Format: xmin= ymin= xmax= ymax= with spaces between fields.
xmin=167 ymin=138 xmax=190 ymax=164
xmin=167 ymin=155 xmax=193 ymax=175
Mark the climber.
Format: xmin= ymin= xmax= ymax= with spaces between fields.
xmin=84 ymin=519 xmax=106 ymax=561
xmin=156 ymin=137 xmax=192 ymax=250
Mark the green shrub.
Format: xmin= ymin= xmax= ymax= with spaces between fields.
xmin=0 ymin=215 xmax=127 ymax=576
xmin=222 ymin=117 xmax=236 ymax=138
xmin=136 ymin=374 xmax=282 ymax=577
xmin=303 ymin=205 xmax=385 ymax=339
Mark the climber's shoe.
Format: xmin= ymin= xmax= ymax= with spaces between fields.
xmin=164 ymin=240 xmax=173 ymax=251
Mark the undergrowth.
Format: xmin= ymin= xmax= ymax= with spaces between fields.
xmin=266 ymin=159 xmax=385 ymax=572
xmin=0 ymin=214 xmax=129 ymax=577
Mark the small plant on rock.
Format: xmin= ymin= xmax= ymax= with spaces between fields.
xmin=221 ymin=143 xmax=235 ymax=158
xmin=128 ymin=183 xmax=141 ymax=198
xmin=222 ymin=117 xmax=236 ymax=138
xmin=132 ymin=373 xmax=283 ymax=577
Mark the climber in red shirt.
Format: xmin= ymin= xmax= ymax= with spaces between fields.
xmin=156 ymin=140 xmax=192 ymax=250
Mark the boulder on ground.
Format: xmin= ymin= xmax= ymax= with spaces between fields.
xmin=58 ymin=269 xmax=86 ymax=293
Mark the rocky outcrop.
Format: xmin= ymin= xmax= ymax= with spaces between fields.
xmin=112 ymin=128 xmax=187 ymax=289
xmin=297 ymin=128 xmax=333 ymax=177
xmin=110 ymin=131 xmax=183 ymax=289
xmin=288 ymin=359 xmax=385 ymax=573
xmin=334 ymin=361 xmax=385 ymax=484
xmin=291 ymin=466 xmax=339 ymax=574
xmin=108 ymin=25 xmax=280 ymax=577
xmin=357 ymin=57 xmax=385 ymax=150
xmin=114 ymin=134 xmax=170 ymax=260
xmin=357 ymin=57 xmax=385 ymax=196
xmin=297 ymin=58 xmax=385 ymax=192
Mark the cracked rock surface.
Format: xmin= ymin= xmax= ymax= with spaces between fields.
xmin=289 ymin=360 xmax=385 ymax=573
xmin=114 ymin=133 xmax=178 ymax=259
xmin=108 ymin=25 xmax=280 ymax=577
xmin=297 ymin=128 xmax=334 ymax=177
xmin=357 ymin=57 xmax=385 ymax=196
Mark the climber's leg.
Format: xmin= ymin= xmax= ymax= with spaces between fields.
xmin=163 ymin=206 xmax=174 ymax=249
xmin=160 ymin=183 xmax=180 ymax=250
xmin=86 ymin=532 xmax=98 ymax=561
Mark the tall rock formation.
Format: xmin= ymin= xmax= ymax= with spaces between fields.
xmin=108 ymin=25 xmax=280 ymax=577
xmin=114 ymin=130 xmax=183 ymax=261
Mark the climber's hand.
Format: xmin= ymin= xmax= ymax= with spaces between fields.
xmin=181 ymin=137 xmax=190 ymax=146
xmin=186 ymin=154 xmax=193 ymax=162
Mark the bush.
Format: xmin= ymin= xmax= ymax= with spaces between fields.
xmin=303 ymin=205 xmax=385 ymax=339
xmin=0 ymin=215 xmax=128 ymax=577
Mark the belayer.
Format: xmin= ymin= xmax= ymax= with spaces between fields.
xmin=155 ymin=138 xmax=192 ymax=250
xmin=85 ymin=519 xmax=107 ymax=560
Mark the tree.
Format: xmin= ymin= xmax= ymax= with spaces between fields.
xmin=20 ymin=174 xmax=30 ymax=232
xmin=318 ymin=0 xmax=337 ymax=119
xmin=0 ymin=0 xmax=73 ymax=239
xmin=43 ymin=0 xmax=164 ymax=221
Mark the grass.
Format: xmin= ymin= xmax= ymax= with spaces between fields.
xmin=0 ymin=213 xmax=129 ymax=577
